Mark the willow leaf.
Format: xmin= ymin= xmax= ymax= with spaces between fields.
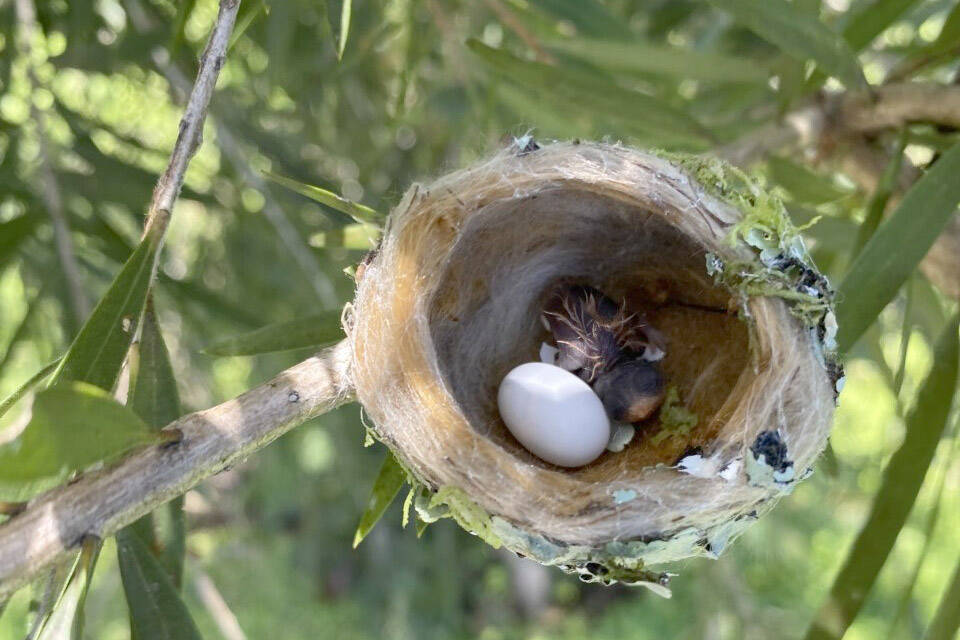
xmin=353 ymin=451 xmax=406 ymax=548
xmin=203 ymin=310 xmax=344 ymax=356
xmin=837 ymin=142 xmax=960 ymax=352
xmin=803 ymin=314 xmax=959 ymax=640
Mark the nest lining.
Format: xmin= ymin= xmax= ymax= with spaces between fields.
xmin=348 ymin=142 xmax=837 ymax=581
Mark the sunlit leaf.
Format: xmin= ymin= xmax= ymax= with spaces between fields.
xmin=0 ymin=382 xmax=159 ymax=501
xmin=53 ymin=220 xmax=165 ymax=391
xmin=36 ymin=539 xmax=100 ymax=640
xmin=837 ymin=142 xmax=960 ymax=352
xmin=353 ymin=451 xmax=406 ymax=548
xmin=547 ymin=38 xmax=771 ymax=83
xmin=803 ymin=314 xmax=959 ymax=640
xmin=468 ymin=40 xmax=713 ymax=144
xmin=116 ymin=529 xmax=203 ymax=640
xmin=263 ymin=170 xmax=383 ymax=226
xmin=202 ymin=310 xmax=344 ymax=356
xmin=707 ymin=0 xmax=867 ymax=89
xmin=767 ymin=155 xmax=853 ymax=204
xmin=338 ymin=0 xmax=352 ymax=59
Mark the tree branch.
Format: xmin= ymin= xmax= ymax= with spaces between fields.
xmin=839 ymin=83 xmax=960 ymax=133
xmin=0 ymin=341 xmax=354 ymax=600
xmin=145 ymin=0 xmax=241 ymax=234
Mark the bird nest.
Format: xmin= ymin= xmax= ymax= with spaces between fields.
xmin=346 ymin=141 xmax=840 ymax=590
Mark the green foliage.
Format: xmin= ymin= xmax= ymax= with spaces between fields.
xmin=203 ymin=310 xmax=345 ymax=355
xmin=116 ymin=530 xmax=203 ymax=640
xmin=35 ymin=540 xmax=100 ymax=640
xmin=263 ymin=171 xmax=383 ymax=226
xmin=52 ymin=221 xmax=166 ymax=391
xmin=1 ymin=0 xmax=958 ymax=637
xmin=353 ymin=451 xmax=406 ymax=548
xmin=804 ymin=314 xmax=959 ymax=640
xmin=707 ymin=0 xmax=867 ymax=89
xmin=837 ymin=142 xmax=960 ymax=352
xmin=117 ymin=307 xmax=194 ymax=636
xmin=0 ymin=382 xmax=158 ymax=501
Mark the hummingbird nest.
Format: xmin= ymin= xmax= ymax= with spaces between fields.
xmin=346 ymin=141 xmax=840 ymax=591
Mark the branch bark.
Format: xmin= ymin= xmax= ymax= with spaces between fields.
xmin=838 ymin=83 xmax=960 ymax=133
xmin=0 ymin=341 xmax=354 ymax=600
xmin=145 ymin=0 xmax=241 ymax=234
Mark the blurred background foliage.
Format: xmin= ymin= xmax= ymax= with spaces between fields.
xmin=0 ymin=0 xmax=958 ymax=638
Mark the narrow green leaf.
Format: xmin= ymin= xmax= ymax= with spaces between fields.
xmin=923 ymin=555 xmax=960 ymax=640
xmin=116 ymin=529 xmax=203 ymax=640
xmin=767 ymin=155 xmax=853 ymax=204
xmin=547 ymin=38 xmax=771 ymax=83
xmin=0 ymin=359 xmax=59 ymax=421
xmin=353 ymin=451 xmax=406 ymax=548
xmin=203 ymin=310 xmax=344 ymax=356
xmin=707 ymin=0 xmax=867 ymax=89
xmin=0 ymin=213 xmax=38 ymax=271
xmin=468 ymin=40 xmax=713 ymax=143
xmin=0 ymin=382 xmax=158 ymax=501
xmin=229 ymin=0 xmax=266 ymax=50
xmin=263 ymin=170 xmax=383 ymax=225
xmin=851 ymin=130 xmax=908 ymax=259
xmin=36 ymin=538 xmax=100 ymax=640
xmin=53 ymin=220 xmax=166 ymax=391
xmin=120 ymin=307 xmax=187 ymax=589
xmin=803 ymin=314 xmax=959 ymax=640
xmin=884 ymin=435 xmax=956 ymax=639
xmin=337 ymin=0 xmax=352 ymax=59
xmin=837 ymin=142 xmax=960 ymax=352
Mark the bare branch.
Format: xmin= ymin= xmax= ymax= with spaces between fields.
xmin=839 ymin=83 xmax=960 ymax=133
xmin=0 ymin=341 xmax=354 ymax=599
xmin=145 ymin=0 xmax=241 ymax=233
xmin=15 ymin=0 xmax=91 ymax=325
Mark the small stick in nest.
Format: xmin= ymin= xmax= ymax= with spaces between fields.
xmin=542 ymin=285 xmax=666 ymax=423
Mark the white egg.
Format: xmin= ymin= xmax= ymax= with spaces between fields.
xmin=497 ymin=362 xmax=610 ymax=467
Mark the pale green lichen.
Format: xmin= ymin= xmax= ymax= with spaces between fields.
xmin=656 ymin=150 xmax=843 ymax=393
xmin=651 ymin=386 xmax=698 ymax=445
xmin=414 ymin=485 xmax=503 ymax=548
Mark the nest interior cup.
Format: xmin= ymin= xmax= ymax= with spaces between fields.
xmin=348 ymin=142 xmax=838 ymax=585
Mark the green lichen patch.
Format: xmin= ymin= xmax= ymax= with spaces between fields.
xmin=651 ymin=386 xmax=698 ymax=445
xmin=414 ymin=485 xmax=503 ymax=548
xmin=657 ymin=150 xmax=843 ymax=395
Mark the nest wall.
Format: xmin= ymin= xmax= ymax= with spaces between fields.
xmin=347 ymin=142 xmax=839 ymax=584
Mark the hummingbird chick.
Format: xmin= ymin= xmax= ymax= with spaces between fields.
xmin=541 ymin=285 xmax=667 ymax=422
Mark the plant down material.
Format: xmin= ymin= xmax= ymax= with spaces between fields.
xmin=347 ymin=141 xmax=839 ymax=590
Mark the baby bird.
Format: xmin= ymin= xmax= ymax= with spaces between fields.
xmin=542 ymin=285 xmax=666 ymax=423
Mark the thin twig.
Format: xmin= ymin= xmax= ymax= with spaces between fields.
xmin=14 ymin=0 xmax=91 ymax=326
xmin=193 ymin=569 xmax=247 ymax=640
xmin=145 ymin=0 xmax=241 ymax=234
xmin=0 ymin=341 xmax=354 ymax=599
